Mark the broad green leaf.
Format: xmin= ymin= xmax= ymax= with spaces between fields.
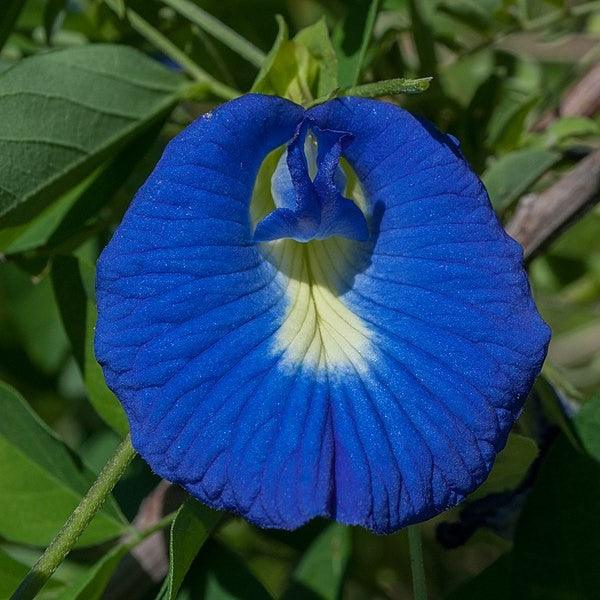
xmin=332 ymin=0 xmax=380 ymax=87
xmin=574 ymin=393 xmax=600 ymax=463
xmin=51 ymin=255 xmax=128 ymax=435
xmin=156 ymin=498 xmax=221 ymax=600
xmin=55 ymin=543 xmax=129 ymax=600
xmin=0 ymin=44 xmax=184 ymax=227
xmin=0 ymin=115 xmax=163 ymax=257
xmin=447 ymin=553 xmax=512 ymax=600
xmin=0 ymin=382 xmax=127 ymax=547
xmin=511 ymin=434 xmax=600 ymax=599
xmin=179 ymin=540 xmax=272 ymax=600
xmin=0 ymin=0 xmax=26 ymax=50
xmin=482 ymin=148 xmax=560 ymax=212
xmin=469 ymin=433 xmax=537 ymax=500
xmin=251 ymin=17 xmax=338 ymax=104
xmin=283 ymin=524 xmax=351 ymax=600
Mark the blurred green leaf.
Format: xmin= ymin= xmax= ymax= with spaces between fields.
xmin=447 ymin=552 xmax=511 ymax=600
xmin=51 ymin=255 xmax=129 ymax=435
xmin=160 ymin=0 xmax=265 ymax=67
xmin=179 ymin=539 xmax=272 ymax=600
xmin=487 ymin=92 xmax=538 ymax=153
xmin=251 ymin=17 xmax=338 ymax=104
xmin=574 ymin=393 xmax=600 ymax=463
xmin=0 ymin=44 xmax=184 ymax=228
xmin=0 ymin=382 xmax=127 ymax=547
xmin=54 ymin=543 xmax=129 ymax=600
xmin=469 ymin=434 xmax=537 ymax=500
xmin=542 ymin=116 xmax=600 ymax=147
xmin=482 ymin=148 xmax=560 ymax=212
xmin=156 ymin=498 xmax=221 ymax=600
xmin=437 ymin=0 xmax=494 ymax=32
xmin=332 ymin=0 xmax=380 ymax=87
xmin=0 ymin=0 xmax=26 ymax=50
xmin=283 ymin=524 xmax=351 ymax=600
xmin=43 ymin=0 xmax=67 ymax=44
xmin=511 ymin=431 xmax=600 ymax=599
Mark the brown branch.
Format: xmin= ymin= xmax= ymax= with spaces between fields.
xmin=506 ymin=149 xmax=600 ymax=260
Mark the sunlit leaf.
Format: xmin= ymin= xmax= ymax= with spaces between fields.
xmin=251 ymin=17 xmax=338 ymax=104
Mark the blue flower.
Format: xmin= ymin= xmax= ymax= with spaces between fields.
xmin=95 ymin=94 xmax=550 ymax=533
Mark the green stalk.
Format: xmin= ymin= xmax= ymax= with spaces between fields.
xmin=160 ymin=0 xmax=266 ymax=67
xmin=342 ymin=77 xmax=432 ymax=98
xmin=11 ymin=436 xmax=137 ymax=600
xmin=408 ymin=525 xmax=428 ymax=600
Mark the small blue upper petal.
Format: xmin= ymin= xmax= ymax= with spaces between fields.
xmin=95 ymin=93 xmax=550 ymax=533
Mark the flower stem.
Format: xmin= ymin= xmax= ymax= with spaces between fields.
xmin=408 ymin=524 xmax=428 ymax=600
xmin=11 ymin=435 xmax=137 ymax=600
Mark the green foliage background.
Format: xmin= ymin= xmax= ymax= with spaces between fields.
xmin=1 ymin=0 xmax=600 ymax=598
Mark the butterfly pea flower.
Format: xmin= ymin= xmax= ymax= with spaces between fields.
xmin=95 ymin=94 xmax=550 ymax=533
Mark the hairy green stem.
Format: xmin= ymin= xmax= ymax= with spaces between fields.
xmin=408 ymin=525 xmax=428 ymax=600
xmin=11 ymin=435 xmax=137 ymax=600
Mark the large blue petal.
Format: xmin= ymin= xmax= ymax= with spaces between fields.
xmin=96 ymin=94 xmax=550 ymax=533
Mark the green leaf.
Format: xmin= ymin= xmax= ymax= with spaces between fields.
xmin=0 ymin=264 xmax=69 ymax=374
xmin=482 ymin=148 xmax=560 ymax=212
xmin=447 ymin=553 xmax=512 ymax=600
xmin=159 ymin=0 xmax=266 ymax=67
xmin=55 ymin=543 xmax=129 ymax=600
xmin=469 ymin=433 xmax=537 ymax=500
xmin=0 ymin=382 xmax=127 ymax=547
xmin=283 ymin=524 xmax=351 ymax=600
xmin=0 ymin=44 xmax=184 ymax=228
xmin=543 ymin=116 xmax=600 ymax=147
xmin=251 ymin=17 xmax=338 ymax=104
xmin=574 ymin=393 xmax=600 ymax=464
xmin=294 ymin=18 xmax=338 ymax=99
xmin=51 ymin=255 xmax=129 ymax=435
xmin=179 ymin=540 xmax=272 ymax=600
xmin=511 ymin=433 xmax=600 ymax=599
xmin=333 ymin=0 xmax=381 ymax=87
xmin=487 ymin=93 xmax=538 ymax=153
xmin=156 ymin=499 xmax=221 ymax=600
xmin=0 ymin=0 xmax=26 ymax=51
